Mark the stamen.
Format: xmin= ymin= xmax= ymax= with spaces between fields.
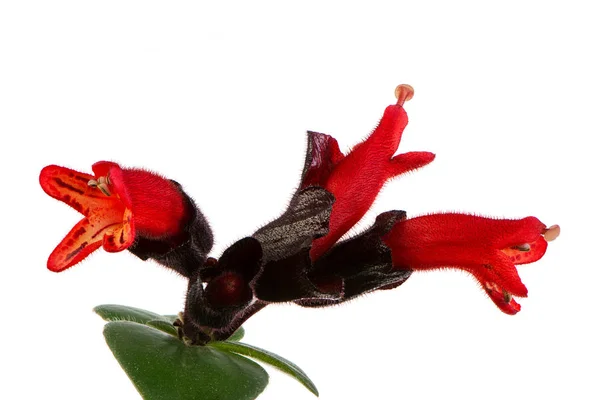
xmin=97 ymin=183 xmax=111 ymax=196
xmin=512 ymin=243 xmax=531 ymax=252
xmin=503 ymin=290 xmax=512 ymax=303
xmin=394 ymin=84 xmax=414 ymax=106
xmin=89 ymin=175 xmax=111 ymax=196
xmin=543 ymin=224 xmax=560 ymax=242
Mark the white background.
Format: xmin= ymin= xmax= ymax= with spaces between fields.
xmin=1 ymin=1 xmax=598 ymax=399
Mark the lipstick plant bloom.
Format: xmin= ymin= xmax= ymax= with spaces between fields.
xmin=382 ymin=214 xmax=560 ymax=314
xmin=40 ymin=161 xmax=212 ymax=276
xmin=306 ymin=85 xmax=435 ymax=261
xmin=40 ymin=83 xmax=560 ymax=399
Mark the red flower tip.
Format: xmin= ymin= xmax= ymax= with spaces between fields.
xmin=381 ymin=213 xmax=559 ymax=314
xmin=308 ymin=84 xmax=435 ymax=260
xmin=40 ymin=162 xmax=189 ymax=272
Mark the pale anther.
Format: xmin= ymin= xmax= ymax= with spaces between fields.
xmin=543 ymin=225 xmax=560 ymax=242
xmin=512 ymin=243 xmax=531 ymax=252
xmin=97 ymin=183 xmax=111 ymax=196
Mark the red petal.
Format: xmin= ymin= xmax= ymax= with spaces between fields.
xmin=487 ymin=251 xmax=528 ymax=297
xmin=46 ymin=189 xmax=130 ymax=272
xmin=120 ymin=168 xmax=188 ymax=238
xmin=40 ymin=165 xmax=121 ymax=216
xmin=384 ymin=214 xmax=546 ymax=250
xmin=485 ymin=287 xmax=522 ymax=315
xmin=47 ymin=218 xmax=110 ymax=272
xmin=468 ymin=266 xmax=523 ymax=315
xmin=383 ymin=216 xmax=493 ymax=267
xmin=387 ymin=151 xmax=435 ymax=177
xmin=363 ymin=105 xmax=409 ymax=155
xmin=93 ymin=161 xmax=187 ymax=239
xmin=102 ymin=208 xmax=135 ymax=252
xmin=491 ymin=216 xmax=547 ymax=249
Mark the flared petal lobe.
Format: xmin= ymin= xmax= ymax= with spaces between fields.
xmin=40 ymin=165 xmax=122 ymax=216
xmin=41 ymin=165 xmax=133 ymax=271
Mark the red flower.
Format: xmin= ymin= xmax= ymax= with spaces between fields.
xmin=305 ymin=85 xmax=435 ymax=261
xmin=40 ymin=161 xmax=192 ymax=272
xmin=382 ymin=213 xmax=560 ymax=314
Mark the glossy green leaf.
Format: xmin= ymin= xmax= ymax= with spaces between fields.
xmin=146 ymin=319 xmax=178 ymax=337
xmin=211 ymin=341 xmax=318 ymax=397
xmin=104 ymin=321 xmax=268 ymax=400
xmin=93 ymin=304 xmax=170 ymax=324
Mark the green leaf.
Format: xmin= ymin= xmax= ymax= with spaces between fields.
xmin=104 ymin=321 xmax=268 ymax=400
xmin=227 ymin=327 xmax=245 ymax=342
xmin=94 ymin=306 xmax=246 ymax=342
xmin=146 ymin=319 xmax=178 ymax=337
xmin=162 ymin=314 xmax=180 ymax=323
xmin=211 ymin=341 xmax=319 ymax=397
xmin=93 ymin=304 xmax=170 ymax=324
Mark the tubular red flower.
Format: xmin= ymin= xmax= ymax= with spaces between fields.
xmin=40 ymin=161 xmax=191 ymax=272
xmin=381 ymin=213 xmax=560 ymax=314
xmin=307 ymin=85 xmax=435 ymax=261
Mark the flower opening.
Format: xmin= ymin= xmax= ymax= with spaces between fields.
xmin=40 ymin=161 xmax=194 ymax=272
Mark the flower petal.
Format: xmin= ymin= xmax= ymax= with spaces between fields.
xmin=363 ymin=104 xmax=409 ymax=155
xmin=484 ymin=285 xmax=522 ymax=315
xmin=47 ymin=193 xmax=126 ymax=271
xmin=47 ymin=218 xmax=105 ymax=272
xmin=388 ymin=151 xmax=436 ymax=177
xmin=491 ymin=216 xmax=547 ymax=249
xmin=383 ymin=214 xmax=546 ymax=251
xmin=102 ymin=208 xmax=135 ymax=252
xmin=40 ymin=165 xmax=121 ymax=217
xmin=465 ymin=266 xmax=523 ymax=315
xmin=487 ymin=251 xmax=528 ymax=297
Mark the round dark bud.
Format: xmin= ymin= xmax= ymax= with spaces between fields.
xmin=204 ymin=272 xmax=252 ymax=308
